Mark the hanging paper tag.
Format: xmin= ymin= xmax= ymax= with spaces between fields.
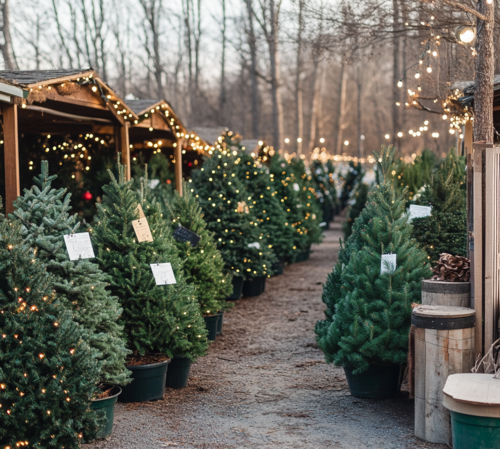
xmin=132 ymin=218 xmax=153 ymax=242
xmin=136 ymin=204 xmax=146 ymax=219
xmin=248 ymin=242 xmax=260 ymax=249
xmin=293 ymin=183 xmax=300 ymax=192
xmin=381 ymin=254 xmax=397 ymax=274
xmin=148 ymin=179 xmax=160 ymax=189
xmin=408 ymin=205 xmax=432 ymax=221
xmin=150 ymin=263 xmax=177 ymax=285
xmin=319 ymin=222 xmax=327 ymax=227
xmin=64 ymin=232 xmax=95 ymax=260
xmin=173 ymin=225 xmax=201 ymax=247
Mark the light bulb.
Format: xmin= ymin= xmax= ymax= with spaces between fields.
xmin=397 ymin=80 xmax=403 ymax=88
xmin=415 ymin=72 xmax=420 ymax=79
xmin=427 ymin=66 xmax=432 ymax=73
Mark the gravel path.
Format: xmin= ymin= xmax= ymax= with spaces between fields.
xmin=86 ymin=217 xmax=448 ymax=449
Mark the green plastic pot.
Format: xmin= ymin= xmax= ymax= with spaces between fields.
xmin=242 ymin=277 xmax=264 ymax=297
xmin=216 ymin=310 xmax=224 ymax=335
xmin=344 ymin=364 xmax=405 ymax=399
xmin=118 ymin=359 xmax=170 ymax=403
xmin=271 ymin=258 xmax=285 ymax=276
xmin=85 ymin=386 xmax=121 ymax=442
xmin=204 ymin=314 xmax=219 ymax=341
xmin=227 ymin=276 xmax=244 ymax=300
xmin=166 ymin=357 xmax=192 ymax=389
xmin=450 ymin=411 xmax=500 ymax=449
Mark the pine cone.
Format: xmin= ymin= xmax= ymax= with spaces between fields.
xmin=431 ymin=253 xmax=470 ymax=282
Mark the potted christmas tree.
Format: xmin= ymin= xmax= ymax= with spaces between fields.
xmin=165 ymin=185 xmax=232 ymax=357
xmin=316 ymin=145 xmax=431 ymax=398
xmin=191 ymin=134 xmax=276 ymax=298
xmin=90 ymin=161 xmax=208 ymax=402
xmin=0 ymin=218 xmax=101 ymax=447
xmin=11 ymin=162 xmax=130 ymax=439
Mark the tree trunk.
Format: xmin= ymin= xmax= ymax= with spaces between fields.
xmin=309 ymin=56 xmax=321 ymax=153
xmin=219 ymin=0 xmax=227 ymax=124
xmin=0 ymin=0 xmax=16 ymax=69
xmin=269 ymin=0 xmax=283 ymax=150
xmin=295 ymin=0 xmax=305 ymax=155
xmin=357 ymin=65 xmax=363 ymax=159
xmin=245 ymin=0 xmax=259 ymax=139
xmin=473 ymin=0 xmax=495 ymax=143
xmin=335 ymin=62 xmax=347 ymax=155
xmin=392 ymin=0 xmax=400 ymax=145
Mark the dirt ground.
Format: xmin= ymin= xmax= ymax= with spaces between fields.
xmin=86 ymin=218 xmax=448 ymax=449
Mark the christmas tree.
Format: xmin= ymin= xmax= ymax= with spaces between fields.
xmin=342 ymin=182 xmax=370 ymax=239
xmin=165 ymin=186 xmax=232 ymax=316
xmin=316 ymin=145 xmax=431 ymax=373
xmin=0 ymin=218 xmax=101 ymax=448
xmin=190 ymin=133 xmax=276 ymax=280
xmin=268 ymin=154 xmax=309 ymax=259
xmin=412 ymin=152 xmax=467 ymax=261
xmin=11 ymin=161 xmax=130 ymax=386
xmin=90 ymin=161 xmax=208 ymax=360
xmin=310 ymin=159 xmax=337 ymax=224
xmin=339 ymin=162 xmax=365 ymax=209
xmin=233 ymin=144 xmax=295 ymax=264
xmin=289 ymin=157 xmax=324 ymax=247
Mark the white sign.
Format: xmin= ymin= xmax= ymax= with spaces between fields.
xmin=381 ymin=254 xmax=397 ymax=274
xmin=408 ymin=205 xmax=432 ymax=221
xmin=150 ymin=263 xmax=177 ymax=285
xmin=132 ymin=218 xmax=153 ymax=242
xmin=64 ymin=232 xmax=95 ymax=260
xmin=248 ymin=242 xmax=261 ymax=249
xmin=148 ymin=179 xmax=160 ymax=189
xmin=293 ymin=183 xmax=300 ymax=192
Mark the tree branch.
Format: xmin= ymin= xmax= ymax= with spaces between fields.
xmin=438 ymin=0 xmax=489 ymax=22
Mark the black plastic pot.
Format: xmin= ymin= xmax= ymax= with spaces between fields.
xmin=295 ymin=247 xmax=311 ymax=263
xmin=344 ymin=364 xmax=405 ymax=399
xmin=227 ymin=276 xmax=244 ymax=300
xmin=262 ymin=277 xmax=267 ymax=292
xmin=119 ymin=359 xmax=170 ymax=403
xmin=271 ymin=258 xmax=285 ymax=276
xmin=166 ymin=357 xmax=192 ymax=389
xmin=204 ymin=314 xmax=219 ymax=341
xmin=216 ymin=310 xmax=224 ymax=335
xmin=86 ymin=386 xmax=121 ymax=441
xmin=242 ymin=277 xmax=265 ymax=297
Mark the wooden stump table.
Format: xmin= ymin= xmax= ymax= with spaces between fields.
xmin=412 ymin=305 xmax=476 ymax=445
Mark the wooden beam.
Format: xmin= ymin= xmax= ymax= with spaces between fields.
xmin=121 ymin=122 xmax=131 ymax=181
xmin=175 ymin=139 xmax=184 ymax=196
xmin=25 ymin=70 xmax=96 ymax=89
xmin=3 ymin=103 xmax=19 ymax=215
xmin=464 ymin=121 xmax=473 ymax=156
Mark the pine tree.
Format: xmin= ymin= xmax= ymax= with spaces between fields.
xmin=165 ymin=186 xmax=232 ymax=316
xmin=90 ymin=162 xmax=208 ymax=360
xmin=11 ymin=161 xmax=130 ymax=386
xmin=269 ymin=154 xmax=309 ymax=258
xmin=191 ymin=134 xmax=276 ymax=279
xmin=412 ymin=152 xmax=467 ymax=261
xmin=310 ymin=159 xmax=337 ymax=223
xmin=0 ymin=218 xmax=101 ymax=448
xmin=289 ymin=158 xmax=324 ymax=246
xmin=316 ymin=146 xmax=431 ymax=373
xmin=343 ymin=182 xmax=370 ymax=239
xmin=235 ymin=148 xmax=295 ymax=263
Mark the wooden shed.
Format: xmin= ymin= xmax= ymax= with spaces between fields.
xmin=0 ymin=68 xmax=138 ymax=214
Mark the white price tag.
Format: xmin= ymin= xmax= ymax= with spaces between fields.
xmin=64 ymin=232 xmax=95 ymax=260
xmin=248 ymin=242 xmax=261 ymax=249
xmin=136 ymin=204 xmax=146 ymax=219
xmin=132 ymin=218 xmax=153 ymax=242
xmin=150 ymin=263 xmax=177 ymax=285
xmin=293 ymin=183 xmax=300 ymax=192
xmin=148 ymin=179 xmax=160 ymax=189
xmin=381 ymin=254 xmax=397 ymax=274
xmin=408 ymin=205 xmax=432 ymax=221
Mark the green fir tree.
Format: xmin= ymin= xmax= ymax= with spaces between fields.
xmin=412 ymin=152 xmax=467 ymax=261
xmin=165 ymin=186 xmax=232 ymax=315
xmin=191 ymin=134 xmax=276 ymax=279
xmin=0 ymin=219 xmax=101 ymax=448
xmin=11 ymin=161 xmax=130 ymax=386
xmin=90 ymin=162 xmax=208 ymax=360
xmin=316 ymin=145 xmax=431 ymax=373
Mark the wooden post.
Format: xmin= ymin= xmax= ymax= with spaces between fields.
xmin=114 ymin=123 xmax=131 ymax=181
xmin=121 ymin=122 xmax=131 ymax=181
xmin=175 ymin=139 xmax=184 ymax=197
xmin=464 ymin=121 xmax=473 ymax=156
xmin=3 ymin=103 xmax=19 ymax=214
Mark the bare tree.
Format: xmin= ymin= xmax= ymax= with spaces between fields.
xmin=244 ymin=0 xmax=260 ymax=139
xmin=335 ymin=61 xmax=347 ymax=155
xmin=219 ymin=0 xmax=227 ymax=123
xmin=295 ymin=0 xmax=305 ymax=155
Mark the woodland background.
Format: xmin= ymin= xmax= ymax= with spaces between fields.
xmin=0 ymin=0 xmax=495 ymax=157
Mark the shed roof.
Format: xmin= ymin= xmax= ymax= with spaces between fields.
xmin=127 ymin=99 xmax=161 ymax=115
xmin=0 ymin=68 xmax=95 ymax=87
